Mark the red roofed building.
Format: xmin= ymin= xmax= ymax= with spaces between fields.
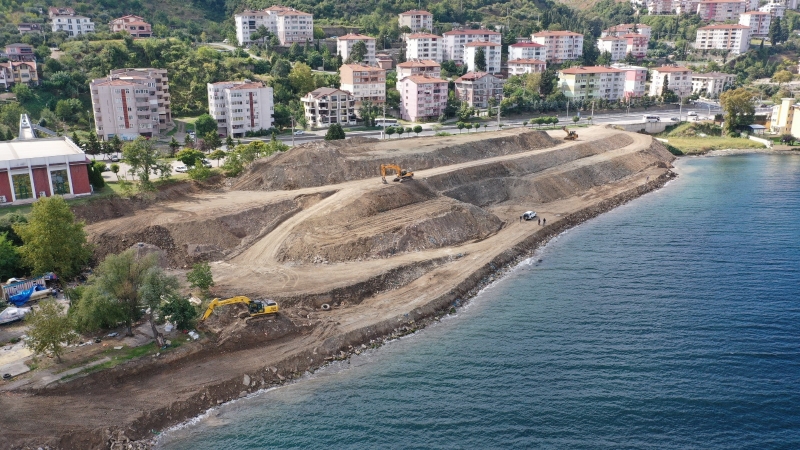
xmin=442 ymin=29 xmax=501 ymax=63
xmin=405 ymin=33 xmax=444 ymax=62
xmin=398 ymin=75 xmax=448 ymax=122
xmin=397 ymin=59 xmax=441 ymax=80
xmin=0 ymin=61 xmax=39 ymax=89
xmin=531 ymin=31 xmax=584 ymax=63
xmin=602 ymin=24 xmax=652 ymax=40
xmin=337 ymin=34 xmax=377 ymax=66
xmin=508 ymin=42 xmax=545 ymax=61
xmin=110 ymin=15 xmax=152 ymax=38
xmin=508 ymin=59 xmax=547 ymax=75
xmin=454 ymin=72 xmax=505 ymax=108
xmin=557 ymin=66 xmax=627 ymax=101
xmin=90 ymin=68 xmax=171 ymax=140
xmin=464 ymin=41 xmax=502 ymax=74
xmin=649 ymin=66 xmax=693 ymax=97
xmin=399 ymin=10 xmax=433 ymax=33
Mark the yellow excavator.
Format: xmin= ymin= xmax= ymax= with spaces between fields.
xmin=200 ymin=296 xmax=279 ymax=321
xmin=380 ymin=164 xmax=414 ymax=183
xmin=562 ymin=126 xmax=578 ymax=141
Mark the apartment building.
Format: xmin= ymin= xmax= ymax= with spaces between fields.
xmin=694 ymin=24 xmax=750 ymax=55
xmin=17 ymin=23 xmax=43 ymax=34
xmin=676 ymin=0 xmax=702 ymax=13
xmin=442 ymin=29 xmax=501 ymax=63
xmin=598 ymin=36 xmax=627 ymax=61
xmin=337 ymin=34 xmax=377 ymax=66
xmin=4 ymin=44 xmax=35 ymax=62
xmin=49 ymin=7 xmax=95 ymax=36
xmin=302 ymin=88 xmax=357 ymax=128
xmin=110 ymin=15 xmax=152 ymax=38
xmin=610 ymin=63 xmax=648 ymax=99
xmin=739 ymin=11 xmax=771 ymax=37
xmin=649 ymin=66 xmax=693 ymax=98
xmin=769 ymin=97 xmax=798 ymax=134
xmin=405 ymin=33 xmax=443 ymax=62
xmin=234 ymin=6 xmax=313 ymax=46
xmin=454 ymin=72 xmax=505 ymax=109
xmin=340 ymin=64 xmax=386 ymax=107
xmin=531 ymin=31 xmax=584 ymax=63
xmin=696 ymin=0 xmax=747 ymax=22
xmin=646 ymin=0 xmax=676 ymax=15
xmin=398 ymin=75 xmax=448 ymax=122
xmin=557 ymin=66 xmax=626 ymax=102
xmin=0 ymin=61 xmax=39 ymax=89
xmin=396 ymin=60 xmax=441 ymax=80
xmin=507 ymin=59 xmax=547 ymax=75
xmin=622 ymin=33 xmax=648 ymax=58
xmin=464 ymin=41 xmax=502 ymax=74
xmin=90 ymin=68 xmax=171 ymax=140
xmin=691 ymin=72 xmax=736 ymax=97
xmin=398 ymin=10 xmax=433 ymax=33
xmin=759 ymin=2 xmax=786 ymax=18
xmin=508 ymin=42 xmax=545 ymax=61
xmin=207 ymin=81 xmax=273 ymax=138
xmin=602 ymin=24 xmax=652 ymax=40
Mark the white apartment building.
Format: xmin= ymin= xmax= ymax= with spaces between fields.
xmin=405 ymin=33 xmax=443 ymax=62
xmin=339 ymin=64 xmax=386 ymax=107
xmin=442 ymin=29 xmax=501 ymax=63
xmin=90 ymin=68 xmax=171 ymax=141
xmin=508 ymin=42 xmax=545 ymax=60
xmin=557 ymin=66 xmax=626 ymax=101
xmin=602 ymin=24 xmax=652 ymax=40
xmin=610 ymin=63 xmax=648 ymax=99
xmin=598 ymin=36 xmax=628 ymax=61
xmin=649 ymin=66 xmax=693 ymax=98
xmin=691 ymin=72 xmax=736 ymax=97
xmin=454 ymin=72 xmax=505 ymax=109
xmin=302 ymin=87 xmax=357 ymax=128
xmin=234 ymin=6 xmax=313 ymax=46
xmin=697 ymin=0 xmax=747 ymax=22
xmin=739 ymin=11 xmax=771 ymax=37
xmin=464 ymin=41 xmax=502 ymax=74
xmin=759 ymin=2 xmax=787 ymax=18
xmin=531 ymin=31 xmax=584 ymax=63
xmin=207 ymin=81 xmax=273 ymax=138
xmin=676 ymin=0 xmax=702 ymax=14
xmin=398 ymin=10 xmax=433 ymax=33
xmin=49 ymin=7 xmax=94 ymax=37
xmin=396 ymin=60 xmax=441 ymax=80
xmin=508 ymin=59 xmax=547 ymax=75
xmin=337 ymin=34 xmax=377 ymax=66
xmin=694 ymin=24 xmax=751 ymax=55
xmin=646 ymin=0 xmax=676 ymax=15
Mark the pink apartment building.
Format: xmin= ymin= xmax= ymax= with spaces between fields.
xmin=398 ymin=75 xmax=448 ymax=122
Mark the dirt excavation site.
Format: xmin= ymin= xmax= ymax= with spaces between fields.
xmin=1 ymin=126 xmax=675 ymax=449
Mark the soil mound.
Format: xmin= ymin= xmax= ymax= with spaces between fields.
xmin=201 ymin=302 xmax=301 ymax=350
xmin=232 ymin=129 xmax=560 ymax=191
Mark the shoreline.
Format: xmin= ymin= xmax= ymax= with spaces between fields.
xmin=137 ymin=169 xmax=677 ymax=449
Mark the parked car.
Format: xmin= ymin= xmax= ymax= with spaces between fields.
xmin=175 ymin=165 xmax=188 ymax=173
xmin=201 ymin=159 xmax=212 ymax=168
xmin=687 ymin=111 xmax=698 ymax=117
xmin=293 ymin=130 xmax=305 ymax=135
xmin=522 ymin=211 xmax=537 ymax=221
xmin=110 ymin=155 xmax=120 ymax=162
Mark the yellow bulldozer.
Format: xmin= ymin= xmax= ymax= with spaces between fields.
xmin=200 ymin=296 xmax=279 ymax=321
xmin=562 ymin=126 xmax=578 ymax=140
xmin=380 ymin=164 xmax=414 ymax=183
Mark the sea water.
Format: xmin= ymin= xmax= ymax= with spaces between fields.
xmin=158 ymin=153 xmax=800 ymax=449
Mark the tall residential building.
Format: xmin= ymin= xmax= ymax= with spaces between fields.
xmin=337 ymin=34 xmax=377 ymax=66
xmin=531 ymin=31 xmax=584 ymax=63
xmin=49 ymin=7 xmax=95 ymax=37
xmin=649 ymin=66 xmax=693 ymax=98
xmin=90 ymin=68 xmax=171 ymax=140
xmin=110 ymin=15 xmax=152 ymax=38
xmin=339 ymin=64 xmax=387 ymax=107
xmin=234 ymin=6 xmax=313 ymax=46
xmin=454 ymin=72 xmax=505 ymax=109
xmin=598 ymin=36 xmax=627 ymax=61
xmin=207 ymin=81 xmax=274 ymax=138
xmin=694 ymin=24 xmax=750 ymax=55
xmin=739 ymin=11 xmax=771 ymax=37
xmin=507 ymin=59 xmax=547 ymax=75
xmin=302 ymin=88 xmax=356 ymax=128
xmin=691 ymin=72 xmax=736 ymax=97
xmin=602 ymin=24 xmax=652 ymax=40
xmin=557 ymin=66 xmax=626 ymax=102
xmin=398 ymin=75 xmax=448 ymax=122
xmin=759 ymin=2 xmax=786 ymax=18
xmin=0 ymin=61 xmax=39 ymax=89
xmin=508 ymin=42 xmax=546 ymax=61
xmin=398 ymin=10 xmax=433 ymax=33
xmin=405 ymin=33 xmax=443 ymax=62
xmin=464 ymin=41 xmax=502 ymax=74
xmin=4 ymin=44 xmax=35 ymax=62
xmin=610 ymin=63 xmax=648 ymax=99
xmin=696 ymin=0 xmax=747 ymax=21
xmin=442 ymin=29 xmax=501 ymax=63
xmin=396 ymin=60 xmax=441 ymax=80
xmin=622 ymin=33 xmax=648 ymax=59
xmin=769 ymin=97 xmax=796 ymax=133
xmin=646 ymin=0 xmax=676 ymax=15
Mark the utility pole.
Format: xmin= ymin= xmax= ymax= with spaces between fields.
xmin=291 ymin=116 xmax=295 ymax=146
xmin=497 ymin=102 xmax=501 ymax=128
xmin=382 ymin=103 xmax=386 ymax=139
xmin=566 ymin=100 xmax=569 ymax=120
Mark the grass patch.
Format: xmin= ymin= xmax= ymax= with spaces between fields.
xmin=665 ymin=137 xmax=766 ymax=154
xmin=0 ymin=184 xmax=122 ymax=220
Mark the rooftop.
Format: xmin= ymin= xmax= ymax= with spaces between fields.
xmin=397 ymin=59 xmax=440 ymax=68
xmin=407 ymin=33 xmax=441 ymax=39
xmin=403 ymin=74 xmax=448 ymax=84
xmin=464 ymin=40 xmax=500 ymax=47
xmin=0 ymin=137 xmax=85 ymax=162
xmin=508 ymin=58 xmax=547 ymax=64
xmin=305 ymin=87 xmax=351 ymax=99
xmin=692 ymin=72 xmax=735 ymax=78
xmin=400 ymin=9 xmax=433 ymax=15
xmin=604 ymin=24 xmax=650 ymax=32
xmin=741 ymin=11 xmax=771 ymax=14
xmin=509 ymin=42 xmax=545 ymax=47
xmin=698 ymin=24 xmax=750 ymax=30
xmin=456 ymin=71 xmax=502 ymax=81
xmin=699 ymin=0 xmax=746 ymax=2
xmin=653 ymin=66 xmax=691 ymax=73
xmin=229 ymin=82 xmax=268 ymax=90
xmin=533 ymin=30 xmax=583 ymax=37
xmin=443 ymin=29 xmax=501 ymax=36
xmin=338 ymin=33 xmax=376 ymax=40
xmin=559 ymin=66 xmax=624 ymax=75
xmin=341 ymin=63 xmax=386 ymax=72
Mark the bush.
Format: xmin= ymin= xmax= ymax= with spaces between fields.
xmin=88 ymin=160 xmax=106 ymax=189
xmin=187 ymin=166 xmax=212 ymax=180
xmin=161 ymin=297 xmax=197 ymax=330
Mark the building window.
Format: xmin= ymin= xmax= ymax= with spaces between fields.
xmin=51 ymin=169 xmax=69 ymax=195
xmin=12 ymin=174 xmax=32 ymax=200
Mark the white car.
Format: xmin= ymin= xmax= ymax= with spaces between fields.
xmin=175 ymin=165 xmax=188 ymax=173
xmin=522 ymin=211 xmax=537 ymax=221
xmin=293 ymin=130 xmax=305 ymax=135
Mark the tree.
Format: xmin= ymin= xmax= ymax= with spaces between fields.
xmin=769 ymin=20 xmax=783 ymax=45
xmin=474 ymin=47 xmax=487 ymax=72
xmin=597 ymin=51 xmax=613 ymax=66
xmin=12 ymin=84 xmax=34 ymax=102
xmin=70 ymin=132 xmax=82 ymax=149
xmin=772 ymin=70 xmax=793 ymax=88
xmin=456 ymin=121 xmax=465 ymax=133
xmin=483 ymin=123 xmax=488 ymax=132
xmin=110 ymin=163 xmax=120 ymax=181
xmin=204 ymin=131 xmax=222 ymax=152
xmin=573 ymin=116 xmax=580 ymax=123
xmin=465 ymin=123 xmax=473 ymax=132
xmin=288 ymin=63 xmax=316 ymax=95
xmin=88 ymin=161 xmax=106 ymax=189
xmin=225 ymin=135 xmax=235 ymax=150
xmin=84 ymin=130 xmax=102 ymax=156
xmin=780 ymin=134 xmax=796 ymax=145
xmin=168 ymin=137 xmax=180 ymax=157
xmin=358 ymin=100 xmax=380 ymax=127
xmin=123 ymin=137 xmax=171 ymax=189
xmin=413 ymin=125 xmax=422 ymax=136
xmin=187 ymin=262 xmax=215 ymax=296
xmin=194 ymin=114 xmax=217 ymax=136
xmin=720 ymin=88 xmax=755 ymax=133
xmin=324 ymin=123 xmax=346 ymax=140
xmin=14 ymin=196 xmax=91 ymax=278
xmin=0 ymin=232 xmax=20 ymax=281
xmin=397 ymin=126 xmax=406 ymax=138
xmin=386 ymin=126 xmax=396 ymax=138
xmin=161 ymin=297 xmax=197 ymax=331
xmin=176 ymin=148 xmax=205 ymax=167
xmin=209 ymin=149 xmax=227 ymax=166
xmin=349 ymin=40 xmax=368 ymax=63
xmin=139 ymin=265 xmax=181 ymax=347
xmin=25 ymin=300 xmax=76 ymax=363
xmin=184 ymin=134 xmax=194 ymax=148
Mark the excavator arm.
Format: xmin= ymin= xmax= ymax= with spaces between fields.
xmin=201 ymin=296 xmax=252 ymax=321
xmin=380 ymin=164 xmax=414 ymax=183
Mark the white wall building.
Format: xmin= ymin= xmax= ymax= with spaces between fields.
xmin=610 ymin=63 xmax=648 ymax=99
xmin=339 ymin=64 xmax=386 ymax=107
xmin=302 ymin=88 xmax=357 ymax=128
xmin=234 ymin=6 xmax=313 ymax=46
xmin=464 ymin=41 xmax=502 ymax=74
xmin=598 ymin=36 xmax=628 ymax=61
xmin=694 ymin=24 xmax=751 ymax=55
xmin=398 ymin=10 xmax=433 ymax=33
xmin=531 ymin=31 xmax=584 ymax=63
xmin=739 ymin=11 xmax=771 ymax=37
xmin=207 ymin=81 xmax=273 ymax=138
xmin=649 ymin=66 xmax=693 ymax=98
xmin=508 ymin=59 xmax=547 ymax=75
xmin=557 ymin=66 xmax=627 ymax=101
xmin=691 ymin=72 xmax=736 ymax=97
xmin=602 ymin=24 xmax=652 ymax=40
xmin=337 ymin=34 xmax=377 ymax=66
xmin=405 ymin=33 xmax=443 ymax=62
xmin=759 ymin=2 xmax=787 ymax=18
xmin=50 ymin=8 xmax=95 ymax=37
xmin=442 ymin=29 xmax=501 ymax=64
xmin=508 ymin=42 xmax=545 ymax=61
xmin=697 ymin=0 xmax=747 ymax=22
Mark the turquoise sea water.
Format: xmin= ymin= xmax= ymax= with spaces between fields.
xmin=158 ymin=154 xmax=800 ymax=449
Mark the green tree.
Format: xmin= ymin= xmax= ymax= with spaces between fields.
xmin=386 ymin=126 xmax=396 ymax=138
xmin=123 ymin=137 xmax=171 ymax=189
xmin=12 ymin=84 xmax=34 ymax=102
xmin=222 ymin=150 xmax=244 ymax=177
xmin=349 ymin=40 xmax=368 ymax=63
xmin=88 ymin=160 xmax=106 ymax=189
xmin=413 ymin=125 xmax=422 ymax=136
xmin=474 ymin=47 xmax=487 ymax=72
xmin=184 ymin=134 xmax=194 ymax=148
xmin=720 ymin=88 xmax=755 ymax=133
xmin=288 ymin=62 xmax=316 ymax=95
xmin=456 ymin=121 xmax=465 ymax=133
xmin=70 ymin=132 xmax=82 ymax=149
xmin=772 ymin=70 xmax=793 ymax=87
xmin=465 ymin=123 xmax=473 ymax=132
xmin=358 ymin=100 xmax=380 ymax=127
xmin=110 ymin=163 xmax=120 ymax=181
xmin=324 ymin=123 xmax=346 ymax=140
xmin=0 ymin=232 xmax=20 ymax=281
xmin=25 ymin=300 xmax=76 ymax=363
xmin=194 ymin=114 xmax=217 ymax=136
xmin=209 ymin=149 xmax=227 ymax=166
xmin=84 ymin=130 xmax=102 ymax=156
xmin=769 ymin=20 xmax=783 ymax=45
xmin=573 ymin=116 xmax=580 ymax=123
xmin=225 ymin=135 xmax=235 ymax=150
xmin=597 ymin=51 xmax=612 ymax=66
xmin=204 ymin=131 xmax=222 ymax=151
xmin=397 ymin=126 xmax=405 ymax=138
xmin=14 ymin=196 xmax=91 ymax=278
xmin=139 ymin=265 xmax=181 ymax=347
xmin=176 ymin=148 xmax=205 ymax=167
xmin=187 ymin=262 xmax=215 ymax=295
xmin=161 ymin=297 xmax=197 ymax=331
xmin=168 ymin=137 xmax=180 ymax=157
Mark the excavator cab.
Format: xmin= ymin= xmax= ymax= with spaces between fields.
xmin=249 ymin=300 xmax=279 ymax=316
